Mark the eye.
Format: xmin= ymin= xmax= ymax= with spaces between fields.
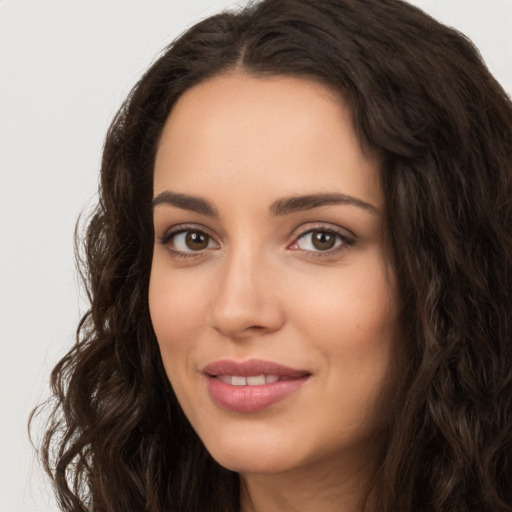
xmin=162 ymin=228 xmax=219 ymax=254
xmin=289 ymin=227 xmax=353 ymax=253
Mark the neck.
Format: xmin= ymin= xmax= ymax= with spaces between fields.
xmin=239 ymin=448 xmax=381 ymax=512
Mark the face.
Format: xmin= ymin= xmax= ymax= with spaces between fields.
xmin=149 ymin=73 xmax=400 ymax=478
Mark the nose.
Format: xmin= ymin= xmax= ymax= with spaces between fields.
xmin=208 ymin=247 xmax=285 ymax=340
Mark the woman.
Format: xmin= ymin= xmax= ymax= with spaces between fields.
xmin=35 ymin=0 xmax=512 ymax=510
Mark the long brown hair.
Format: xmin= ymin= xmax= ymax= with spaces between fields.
xmin=32 ymin=0 xmax=512 ymax=510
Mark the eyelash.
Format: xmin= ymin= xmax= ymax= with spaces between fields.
xmin=158 ymin=223 xmax=355 ymax=260
xmin=159 ymin=224 xmax=217 ymax=260
xmin=288 ymin=226 xmax=355 ymax=257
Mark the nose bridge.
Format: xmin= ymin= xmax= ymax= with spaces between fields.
xmin=222 ymin=243 xmax=259 ymax=299
xmin=209 ymin=239 xmax=283 ymax=338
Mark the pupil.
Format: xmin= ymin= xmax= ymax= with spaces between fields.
xmin=312 ymin=231 xmax=335 ymax=250
xmin=186 ymin=231 xmax=208 ymax=250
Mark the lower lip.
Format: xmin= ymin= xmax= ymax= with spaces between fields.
xmin=205 ymin=376 xmax=310 ymax=412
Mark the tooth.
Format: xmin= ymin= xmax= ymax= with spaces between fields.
xmin=247 ymin=375 xmax=265 ymax=386
xmin=216 ymin=374 xmax=281 ymax=386
xmin=232 ymin=376 xmax=247 ymax=386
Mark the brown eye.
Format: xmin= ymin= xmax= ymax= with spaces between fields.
xmin=185 ymin=231 xmax=209 ymax=250
xmin=293 ymin=228 xmax=350 ymax=253
xmin=168 ymin=230 xmax=217 ymax=253
xmin=311 ymin=230 xmax=336 ymax=250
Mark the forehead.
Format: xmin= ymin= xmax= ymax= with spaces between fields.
xmin=154 ymin=73 xmax=382 ymax=209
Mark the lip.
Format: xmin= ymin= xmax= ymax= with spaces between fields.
xmin=203 ymin=358 xmax=311 ymax=413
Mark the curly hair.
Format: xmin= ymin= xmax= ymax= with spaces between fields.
xmin=32 ymin=0 xmax=512 ymax=510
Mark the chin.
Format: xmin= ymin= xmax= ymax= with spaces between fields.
xmin=201 ymin=429 xmax=304 ymax=475
xmin=211 ymin=450 xmax=299 ymax=475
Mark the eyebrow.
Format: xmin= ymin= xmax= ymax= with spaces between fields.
xmin=269 ymin=193 xmax=379 ymax=216
xmin=152 ymin=191 xmax=378 ymax=216
xmin=152 ymin=191 xmax=218 ymax=216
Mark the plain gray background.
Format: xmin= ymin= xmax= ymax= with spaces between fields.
xmin=1 ymin=1 xmax=511 ymax=510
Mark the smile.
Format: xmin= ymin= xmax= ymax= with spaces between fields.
xmin=217 ymin=374 xmax=284 ymax=385
xmin=203 ymin=359 xmax=311 ymax=412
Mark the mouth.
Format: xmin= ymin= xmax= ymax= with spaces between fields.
xmin=216 ymin=374 xmax=293 ymax=385
xmin=202 ymin=359 xmax=311 ymax=412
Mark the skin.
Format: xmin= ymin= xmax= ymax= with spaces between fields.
xmin=149 ymin=73 xmax=400 ymax=512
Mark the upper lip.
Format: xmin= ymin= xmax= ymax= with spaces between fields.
xmin=203 ymin=358 xmax=310 ymax=378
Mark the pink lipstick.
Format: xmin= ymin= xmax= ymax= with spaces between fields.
xmin=203 ymin=359 xmax=311 ymax=412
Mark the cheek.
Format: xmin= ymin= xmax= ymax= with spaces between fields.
xmin=291 ymin=254 xmax=397 ymax=346
xmin=290 ymin=253 xmax=399 ymax=405
xmin=148 ymin=261 xmax=210 ymax=376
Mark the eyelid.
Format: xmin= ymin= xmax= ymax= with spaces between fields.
xmin=158 ymin=223 xmax=220 ymax=257
xmin=288 ymin=222 xmax=356 ymax=254
xmin=159 ymin=223 xmax=216 ymax=242
xmin=294 ymin=222 xmax=356 ymax=238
